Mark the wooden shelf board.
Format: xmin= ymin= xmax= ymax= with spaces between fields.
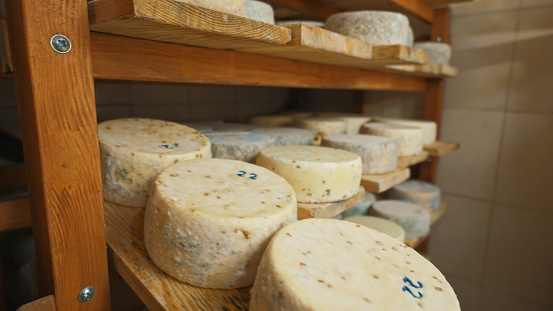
xmin=424 ymin=141 xmax=459 ymax=157
xmin=397 ymin=151 xmax=430 ymax=168
xmin=385 ymin=64 xmax=458 ymax=78
xmin=405 ymin=231 xmax=430 ymax=249
xmin=104 ymin=201 xmax=251 ymax=311
xmin=0 ymin=196 xmax=32 ymax=232
xmin=360 ymin=167 xmax=410 ymax=193
xmin=297 ymin=186 xmax=364 ymax=220
xmin=88 ymin=0 xmax=292 ymax=50
xmin=431 ymin=202 xmax=447 ymax=225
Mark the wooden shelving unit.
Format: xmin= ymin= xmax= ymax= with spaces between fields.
xmin=0 ymin=0 xmax=463 ymax=309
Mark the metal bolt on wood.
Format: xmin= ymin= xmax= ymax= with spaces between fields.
xmin=50 ymin=34 xmax=71 ymax=53
xmin=77 ymin=286 xmax=95 ymax=303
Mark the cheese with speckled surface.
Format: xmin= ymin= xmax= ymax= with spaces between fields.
xmin=252 ymin=128 xmax=314 ymax=146
xmin=206 ymin=132 xmax=276 ymax=163
xmin=361 ymin=123 xmax=423 ymax=157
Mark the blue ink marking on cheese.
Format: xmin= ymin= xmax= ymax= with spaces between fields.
xmin=249 ymin=173 xmax=257 ymax=180
xmin=403 ymin=277 xmax=423 ymax=288
xmin=402 ymin=276 xmax=423 ymax=299
xmin=237 ymin=171 xmax=246 ymax=177
xmin=402 ymin=286 xmax=423 ymax=299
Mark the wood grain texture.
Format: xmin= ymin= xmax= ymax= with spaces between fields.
xmin=389 ymin=0 xmax=434 ymax=23
xmin=0 ymin=0 xmax=11 ymax=73
xmin=6 ymin=0 xmax=111 ymax=308
xmin=264 ymin=0 xmax=339 ymax=20
xmin=90 ymin=32 xmax=428 ymax=91
xmin=424 ymin=141 xmax=459 ymax=157
xmin=104 ymin=201 xmax=251 ymax=311
xmin=16 ymin=296 xmax=56 ymax=311
xmin=297 ymin=186 xmax=364 ymax=220
xmin=371 ymin=45 xmax=428 ymax=66
xmin=360 ymin=168 xmax=410 ymax=193
xmin=88 ymin=0 xmax=291 ymax=50
xmin=385 ymin=64 xmax=458 ymax=78
xmin=397 ymin=151 xmax=430 ymax=168
xmin=0 ymin=197 xmax=31 ymax=232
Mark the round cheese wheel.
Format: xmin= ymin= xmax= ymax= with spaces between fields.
xmin=206 ymin=132 xmax=276 ymax=163
xmin=276 ymin=20 xmax=325 ymax=28
xmin=406 ymin=27 xmax=414 ymax=46
xmin=256 ymin=146 xmax=362 ymax=203
xmin=296 ymin=117 xmax=347 ymax=137
xmin=325 ymin=11 xmax=409 ymax=45
xmin=321 ymin=134 xmax=398 ymax=174
xmin=376 ymin=118 xmax=437 ymax=145
xmin=98 ymin=118 xmax=212 ymax=207
xmin=252 ymin=128 xmax=314 ymax=146
xmin=245 ymin=0 xmax=275 ymax=24
xmin=144 ymin=159 xmax=297 ymax=289
xmin=211 ymin=123 xmax=257 ymax=133
xmin=250 ymin=115 xmax=293 ymax=128
xmin=316 ymin=112 xmax=371 ymax=134
xmin=389 ymin=180 xmax=441 ymax=211
xmin=182 ymin=122 xmax=214 ymax=134
xmin=250 ymin=219 xmax=460 ymax=311
xmin=360 ymin=123 xmax=423 ymax=157
xmin=343 ymin=215 xmax=405 ymax=242
xmin=340 ymin=192 xmax=377 ymax=218
xmin=370 ymin=200 xmax=430 ymax=239
xmin=414 ymin=42 xmax=452 ymax=65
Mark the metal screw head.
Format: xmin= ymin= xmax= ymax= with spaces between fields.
xmin=77 ymin=286 xmax=95 ymax=303
xmin=50 ymin=34 xmax=72 ymax=54
xmin=436 ymin=36 xmax=442 ymax=42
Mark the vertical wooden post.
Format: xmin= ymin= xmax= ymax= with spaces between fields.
xmin=419 ymin=7 xmax=451 ymax=183
xmin=6 ymin=0 xmax=111 ymax=309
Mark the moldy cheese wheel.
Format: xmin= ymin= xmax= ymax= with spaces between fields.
xmin=252 ymin=128 xmax=314 ymax=146
xmin=144 ymin=159 xmax=297 ymax=289
xmin=389 ymin=180 xmax=441 ymax=211
xmin=250 ymin=219 xmax=460 ymax=311
xmin=256 ymin=146 xmax=362 ymax=203
xmin=295 ymin=117 xmax=347 ymax=137
xmin=98 ymin=118 xmax=211 ymax=208
xmin=371 ymin=200 xmax=430 ymax=239
xmin=361 ymin=122 xmax=423 ymax=157
xmin=206 ymin=132 xmax=276 ymax=163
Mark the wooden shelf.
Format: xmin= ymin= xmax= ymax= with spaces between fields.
xmin=424 ymin=141 xmax=460 ymax=156
xmin=297 ymin=186 xmax=364 ymax=220
xmin=397 ymin=151 xmax=430 ymax=168
xmin=386 ymin=64 xmax=458 ymax=78
xmin=360 ymin=167 xmax=410 ymax=193
xmin=0 ymin=196 xmax=31 ymax=233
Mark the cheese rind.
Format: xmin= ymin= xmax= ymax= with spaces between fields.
xmin=321 ymin=134 xmax=398 ymax=174
xmin=252 ymin=128 xmax=314 ymax=146
xmin=250 ymin=115 xmax=293 ymax=128
xmin=413 ymin=42 xmax=452 ymax=65
xmin=376 ymin=118 xmax=437 ymax=145
xmin=370 ymin=200 xmax=430 ymax=239
xmin=343 ymin=215 xmax=405 ymax=242
xmin=360 ymin=123 xmax=423 ymax=157
xmin=296 ymin=117 xmax=347 ymax=137
xmin=250 ymin=219 xmax=460 ymax=311
xmin=211 ymin=123 xmax=257 ymax=133
xmin=389 ymin=180 xmax=441 ymax=211
xmin=206 ymin=132 xmax=276 ymax=163
xmin=316 ymin=112 xmax=371 ymax=134
xmin=244 ymin=0 xmax=275 ymax=24
xmin=176 ymin=0 xmax=245 ymax=16
xmin=98 ymin=118 xmax=212 ymax=207
xmin=256 ymin=146 xmax=362 ymax=203
xmin=144 ymin=159 xmax=297 ymax=289
xmin=340 ymin=191 xmax=376 ymax=218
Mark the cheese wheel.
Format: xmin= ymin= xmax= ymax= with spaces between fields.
xmin=244 ymin=0 xmax=275 ymax=24
xmin=316 ymin=113 xmax=371 ymax=134
xmin=296 ymin=117 xmax=346 ymax=137
xmin=206 ymin=132 xmax=276 ymax=163
xmin=98 ymin=118 xmax=211 ymax=207
xmin=370 ymin=200 xmax=430 ymax=239
xmin=177 ymin=0 xmax=245 ymax=16
xmin=325 ymin=11 xmax=409 ymax=45
xmin=256 ymin=146 xmax=362 ymax=203
xmin=340 ymin=192 xmax=377 ymax=218
xmin=321 ymin=134 xmax=398 ymax=174
xmin=250 ymin=219 xmax=460 ymax=311
xmin=343 ymin=215 xmax=405 ymax=242
xmin=413 ymin=42 xmax=452 ymax=65
xmin=144 ymin=159 xmax=297 ymax=289
xmin=211 ymin=123 xmax=257 ymax=133
xmin=252 ymin=128 xmax=314 ymax=146
xmin=250 ymin=115 xmax=293 ymax=128
xmin=406 ymin=27 xmax=414 ymax=46
xmin=389 ymin=180 xmax=441 ymax=211
xmin=360 ymin=123 xmax=423 ymax=157
xmin=276 ymin=20 xmax=325 ymax=28
xmin=376 ymin=118 xmax=437 ymax=145
xmin=182 ymin=123 xmax=214 ymax=134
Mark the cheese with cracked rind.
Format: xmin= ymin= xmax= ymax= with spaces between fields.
xmin=376 ymin=118 xmax=437 ymax=145
xmin=296 ymin=117 xmax=347 ymax=137
xmin=250 ymin=115 xmax=293 ymax=128
xmin=389 ymin=180 xmax=441 ymax=211
xmin=206 ymin=132 xmax=276 ymax=163
xmin=250 ymin=219 xmax=460 ymax=311
xmin=343 ymin=215 xmax=405 ymax=242
xmin=144 ymin=159 xmax=297 ymax=289
xmin=360 ymin=123 xmax=423 ymax=157
xmin=370 ymin=200 xmax=430 ymax=239
xmin=252 ymin=128 xmax=314 ymax=146
xmin=245 ymin=0 xmax=275 ymax=24
xmin=321 ymin=134 xmax=398 ymax=174
xmin=256 ymin=146 xmax=362 ymax=203
xmin=98 ymin=118 xmax=211 ymax=207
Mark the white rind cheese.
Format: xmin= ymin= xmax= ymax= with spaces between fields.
xmin=389 ymin=180 xmax=441 ymax=211
xmin=206 ymin=132 xmax=276 ymax=163
xmin=376 ymin=118 xmax=437 ymax=145
xmin=256 ymin=146 xmax=362 ymax=203
xmin=250 ymin=219 xmax=460 ymax=311
xmin=343 ymin=215 xmax=406 ymax=242
xmin=250 ymin=115 xmax=293 ymax=128
xmin=144 ymin=159 xmax=297 ymax=289
xmin=296 ymin=117 xmax=347 ymax=137
xmin=252 ymin=128 xmax=314 ymax=146
xmin=321 ymin=134 xmax=398 ymax=174
xmin=370 ymin=200 xmax=430 ymax=239
xmin=316 ymin=112 xmax=371 ymax=134
xmin=98 ymin=118 xmax=212 ymax=207
xmin=244 ymin=0 xmax=275 ymax=24
xmin=413 ymin=42 xmax=452 ymax=65
xmin=177 ymin=0 xmax=245 ymax=16
xmin=360 ymin=123 xmax=423 ymax=157
xmin=340 ymin=192 xmax=377 ymax=218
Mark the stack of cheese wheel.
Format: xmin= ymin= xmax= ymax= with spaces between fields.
xmin=340 ymin=192 xmax=377 ymax=218
xmin=98 ymin=118 xmax=212 ymax=207
xmin=370 ymin=200 xmax=430 ymax=239
xmin=257 ymin=146 xmax=362 ymax=203
xmin=178 ymin=0 xmax=245 ymax=16
xmin=250 ymin=219 xmax=460 ymax=310
xmin=376 ymin=118 xmax=437 ymax=145
xmin=316 ymin=112 xmax=371 ymax=134
xmin=361 ymin=123 xmax=423 ymax=157
xmin=321 ymin=134 xmax=398 ymax=175
xmin=250 ymin=115 xmax=293 ymax=128
xmin=206 ymin=132 xmax=275 ymax=163
xmin=343 ymin=215 xmax=406 ymax=242
xmin=244 ymin=0 xmax=275 ymax=24
xmin=144 ymin=159 xmax=297 ymax=289
xmin=252 ymin=128 xmax=314 ymax=146
xmin=389 ymin=180 xmax=441 ymax=211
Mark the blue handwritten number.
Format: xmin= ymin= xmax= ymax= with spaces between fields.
xmin=237 ymin=171 xmax=246 ymax=177
xmin=402 ymin=277 xmax=423 ymax=299
xmin=403 ymin=277 xmax=423 ymax=288
xmin=249 ymin=173 xmax=257 ymax=180
xmin=402 ymin=286 xmax=423 ymax=299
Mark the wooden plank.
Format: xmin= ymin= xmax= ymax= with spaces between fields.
xmin=297 ymin=186 xmax=364 ymax=220
xmin=424 ymin=141 xmax=459 ymax=157
xmin=264 ymin=0 xmax=340 ymax=20
xmin=5 ymin=0 xmax=111 ymax=308
xmin=90 ymin=32 xmax=428 ymax=91
xmin=360 ymin=168 xmax=410 ymax=193
xmin=16 ymin=296 xmax=56 ymax=311
xmin=385 ymin=64 xmax=458 ymax=78
xmin=371 ymin=45 xmax=428 ymax=66
xmin=104 ymin=201 xmax=251 ymax=311
xmin=0 ymin=197 xmax=31 ymax=232
xmin=88 ymin=0 xmax=291 ymax=50
xmin=425 ymin=0 xmax=473 ymax=7
xmin=405 ymin=231 xmax=430 ymax=249
xmin=397 ymin=151 xmax=430 ymax=168
xmin=0 ymin=0 xmax=12 ymax=73
xmin=0 ymin=164 xmax=26 ymax=192
xmin=389 ymin=0 xmax=434 ymax=23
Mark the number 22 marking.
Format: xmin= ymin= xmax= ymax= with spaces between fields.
xmin=237 ymin=171 xmax=257 ymax=180
xmin=402 ymin=277 xmax=423 ymax=299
